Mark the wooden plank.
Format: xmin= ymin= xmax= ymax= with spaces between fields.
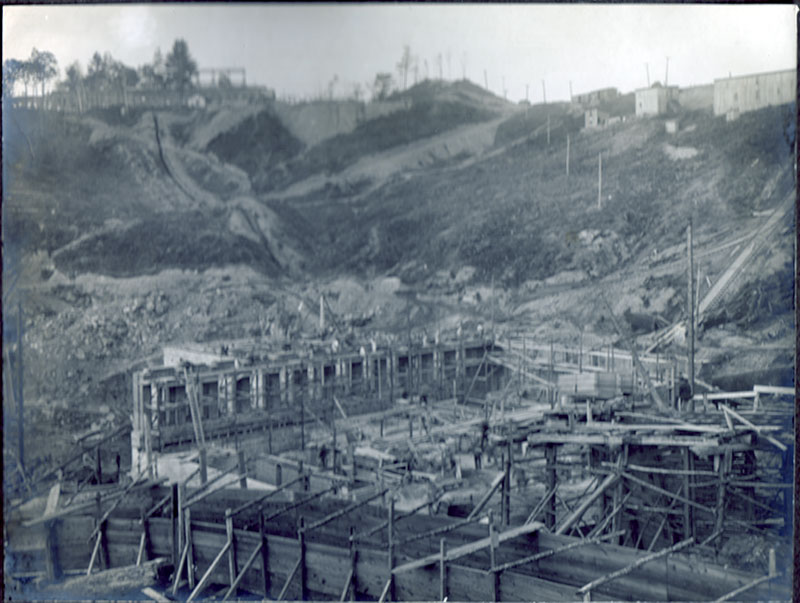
xmin=555 ymin=473 xmax=617 ymax=535
xmin=576 ymin=537 xmax=695 ymax=596
xmin=714 ymin=575 xmax=773 ymax=602
xmin=221 ymin=541 xmax=263 ymax=601
xmin=277 ymin=556 xmax=302 ymax=601
xmin=142 ymin=586 xmax=170 ymax=602
xmin=721 ymin=404 xmax=787 ymax=451
xmin=393 ymin=522 xmax=543 ymax=573
xmin=466 ymin=471 xmax=505 ymax=520
xmin=186 ymin=540 xmax=231 ymax=602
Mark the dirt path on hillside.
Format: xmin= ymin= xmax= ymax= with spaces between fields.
xmin=265 ymin=117 xmax=508 ymax=201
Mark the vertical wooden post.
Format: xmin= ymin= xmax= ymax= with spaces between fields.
xmin=95 ymin=446 xmax=102 ymax=485
xmin=683 ymin=448 xmax=694 ymax=540
xmin=299 ymin=517 xmax=308 ymax=600
xmin=597 ymin=152 xmax=602 ymax=209
xmin=549 ymin=341 xmax=555 ymax=407
xmin=566 ymin=134 xmax=570 ymax=178
xmin=714 ymin=452 xmax=727 ymax=540
xmin=185 ymin=507 xmax=195 ymax=589
xmin=439 ymin=538 xmax=447 ymax=602
xmin=260 ymin=511 xmax=270 ymax=597
xmin=300 ymin=379 xmax=305 ymax=451
xmin=170 ymin=483 xmax=179 ymax=564
xmin=238 ymin=450 xmax=247 ymax=489
xmin=545 ymin=444 xmax=557 ymax=529
xmin=199 ymin=448 xmax=208 ymax=485
xmin=44 ymin=520 xmax=60 ymax=580
xmin=226 ymin=508 xmax=237 ymax=593
xmin=177 ymin=484 xmax=185 ymax=569
xmin=504 ymin=440 xmax=512 ymax=526
xmin=687 ymin=222 xmax=695 ymax=397
xmin=488 ymin=510 xmax=499 ymax=601
xmin=332 ymin=399 xmax=338 ymax=474
xmin=349 ymin=526 xmax=357 ymax=601
xmin=388 ymin=498 xmax=395 ymax=601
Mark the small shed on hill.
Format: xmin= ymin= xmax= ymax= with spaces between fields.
xmin=635 ymin=83 xmax=679 ymax=117
xmin=584 ymin=107 xmax=610 ymax=129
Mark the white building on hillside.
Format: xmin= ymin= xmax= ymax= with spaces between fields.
xmin=635 ymin=83 xmax=679 ymax=117
xmin=713 ymin=69 xmax=795 ymax=118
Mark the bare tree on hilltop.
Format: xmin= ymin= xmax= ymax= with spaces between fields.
xmin=165 ymin=39 xmax=198 ymax=98
xmin=397 ymin=45 xmax=414 ymax=90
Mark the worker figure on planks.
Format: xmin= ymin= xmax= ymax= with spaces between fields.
xmin=677 ymin=377 xmax=692 ymax=409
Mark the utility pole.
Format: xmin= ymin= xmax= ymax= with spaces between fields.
xmin=565 ymin=134 xmax=570 ymax=177
xmin=665 ymin=56 xmax=670 ymax=86
xmin=525 ymin=83 xmax=529 ymax=102
xmin=687 ymin=222 xmax=695 ymax=398
xmin=483 ymin=69 xmax=488 ymax=90
xmin=645 ymin=63 xmax=650 ymax=87
xmin=547 ymin=115 xmax=551 ymax=145
xmin=502 ymin=76 xmax=507 ymax=100
xmin=16 ymin=302 xmax=24 ymax=472
xmin=569 ymin=80 xmax=573 ymax=100
xmin=541 ymin=80 xmax=547 ymax=104
xmin=597 ymin=152 xmax=603 ymax=209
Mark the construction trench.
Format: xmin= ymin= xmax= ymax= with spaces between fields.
xmin=5 ymin=333 xmax=793 ymax=601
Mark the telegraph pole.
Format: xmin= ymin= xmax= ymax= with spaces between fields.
xmin=17 ymin=302 xmax=24 ymax=472
xmin=483 ymin=70 xmax=488 ymax=90
xmin=565 ymin=134 xmax=570 ymax=178
xmin=569 ymin=80 xmax=573 ymax=100
xmin=597 ymin=153 xmax=603 ymax=209
xmin=541 ymin=80 xmax=547 ymax=104
xmin=687 ymin=222 xmax=695 ymax=397
xmin=645 ymin=63 xmax=650 ymax=87
xmin=665 ymin=57 xmax=670 ymax=86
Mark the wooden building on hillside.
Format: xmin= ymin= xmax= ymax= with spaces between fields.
xmin=713 ymin=69 xmax=795 ymax=119
xmin=634 ymin=83 xmax=679 ymax=117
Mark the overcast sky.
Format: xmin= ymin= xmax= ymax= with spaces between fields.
xmin=3 ymin=3 xmax=797 ymax=102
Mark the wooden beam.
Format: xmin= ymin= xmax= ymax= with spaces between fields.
xmin=466 ymin=471 xmax=505 ymax=520
xmin=230 ymin=474 xmax=304 ymax=518
xmin=262 ymin=485 xmax=336 ymax=523
xmin=714 ymin=574 xmax=773 ymax=602
xmin=555 ymin=473 xmax=618 ymax=535
xmin=339 ymin=568 xmax=354 ymax=601
xmin=305 ymin=487 xmax=389 ymax=532
xmin=221 ymin=541 xmax=263 ymax=601
xmin=622 ymin=471 xmax=715 ymax=515
xmin=186 ymin=541 xmax=231 ymax=602
xmin=493 ymin=529 xmax=626 ymax=573
xmin=171 ymin=541 xmax=189 ymax=596
xmin=393 ymin=522 xmax=543 ymax=573
xmin=721 ymin=404 xmax=787 ymax=451
xmin=396 ymin=512 xmax=488 ymax=547
xmin=525 ymin=486 xmax=556 ymax=525
xmin=277 ymin=556 xmax=302 ymax=601
xmin=87 ymin=531 xmax=102 ymax=576
xmin=86 ymin=473 xmax=146 ymax=543
xmin=576 ymin=537 xmax=695 ymax=597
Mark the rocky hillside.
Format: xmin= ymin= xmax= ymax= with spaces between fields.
xmin=2 ymin=81 xmax=794 ymax=474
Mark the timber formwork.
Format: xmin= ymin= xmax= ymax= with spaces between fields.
xmin=6 ymin=475 xmax=790 ymax=601
xmin=131 ymin=338 xmax=504 ymax=465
